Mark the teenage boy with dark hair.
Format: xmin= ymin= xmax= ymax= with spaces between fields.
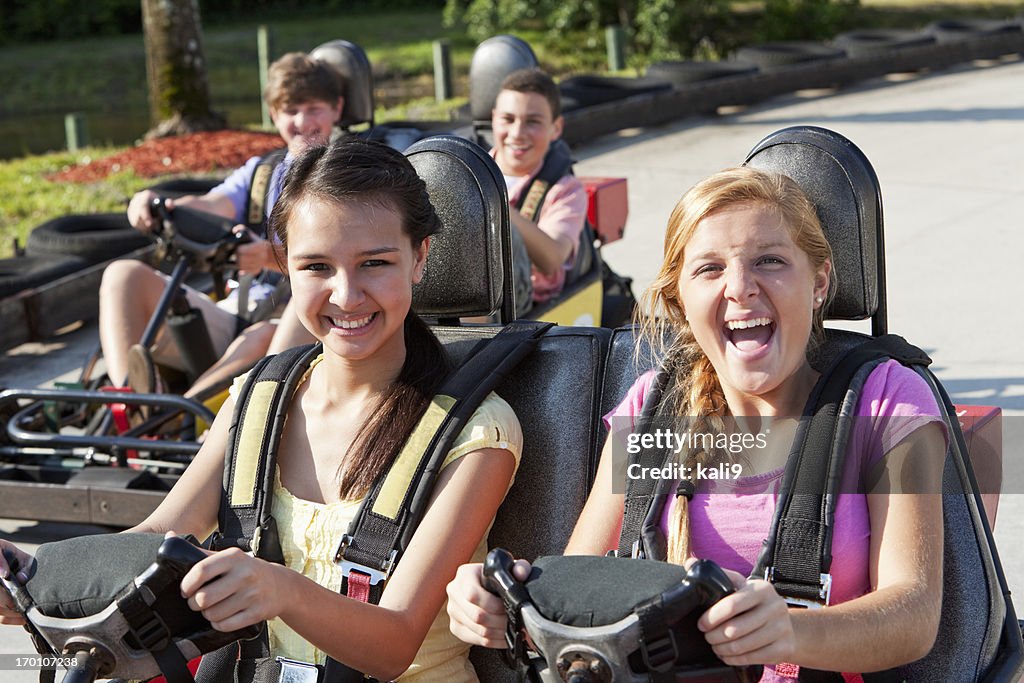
xmin=100 ymin=53 xmax=344 ymax=395
xmin=491 ymin=68 xmax=587 ymax=316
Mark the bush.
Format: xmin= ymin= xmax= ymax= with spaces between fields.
xmin=443 ymin=0 xmax=861 ymax=63
xmin=758 ymin=0 xmax=860 ymax=42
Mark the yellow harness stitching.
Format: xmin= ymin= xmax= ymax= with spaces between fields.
xmin=231 ymin=380 xmax=279 ymax=507
xmin=371 ymin=394 xmax=457 ymax=520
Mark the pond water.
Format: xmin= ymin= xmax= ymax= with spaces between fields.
xmin=0 ymin=101 xmax=264 ymax=161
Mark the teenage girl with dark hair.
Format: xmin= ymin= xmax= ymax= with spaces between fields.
xmin=1 ymin=138 xmax=522 ymax=682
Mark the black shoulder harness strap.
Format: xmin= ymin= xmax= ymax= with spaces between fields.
xmin=513 ymin=139 xmax=574 ymax=223
xmin=616 ymin=334 xmax=932 ymax=600
xmin=214 ymin=320 xmax=552 ymax=682
xmin=245 ymin=147 xmax=288 ymax=233
xmin=335 ymin=320 xmax=552 ymax=604
xmin=751 ymin=334 xmax=931 ymax=607
xmin=615 ymin=365 xmax=677 ymax=560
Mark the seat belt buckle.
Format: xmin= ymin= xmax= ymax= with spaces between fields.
xmin=275 ymin=657 xmax=319 ymax=683
xmin=333 ymin=534 xmax=397 ymax=586
xmin=764 ymin=567 xmax=832 ymax=609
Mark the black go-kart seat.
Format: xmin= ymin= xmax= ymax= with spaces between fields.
xmin=401 ymin=134 xmax=613 ymax=680
xmin=309 ymin=39 xmax=375 ymax=132
xmin=468 ymin=34 xmax=541 ymax=148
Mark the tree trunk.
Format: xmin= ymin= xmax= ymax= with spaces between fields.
xmin=141 ymin=0 xmax=225 ymax=138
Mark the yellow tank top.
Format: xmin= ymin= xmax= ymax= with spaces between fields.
xmin=240 ymin=359 xmax=522 ymax=682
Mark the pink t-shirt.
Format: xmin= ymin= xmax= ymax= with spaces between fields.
xmin=497 ymin=153 xmax=588 ymax=303
xmin=605 ymin=360 xmax=947 ymax=682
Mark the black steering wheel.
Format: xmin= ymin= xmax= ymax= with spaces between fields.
xmin=148 ymin=197 xmax=251 ymax=274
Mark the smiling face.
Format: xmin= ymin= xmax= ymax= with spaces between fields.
xmin=678 ymin=201 xmax=830 ymax=414
xmin=271 ymin=98 xmax=344 ymax=156
xmin=491 ymin=90 xmax=563 ymax=177
xmin=286 ymin=197 xmax=427 ymax=365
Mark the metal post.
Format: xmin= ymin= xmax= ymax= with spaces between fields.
xmin=606 ymin=25 xmax=626 ymax=72
xmin=64 ymin=113 xmax=88 ymax=152
xmin=433 ymin=40 xmax=454 ymax=102
xmin=258 ymin=25 xmax=273 ymax=129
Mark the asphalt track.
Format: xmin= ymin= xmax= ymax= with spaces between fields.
xmin=1 ymin=55 xmax=1023 ymax=679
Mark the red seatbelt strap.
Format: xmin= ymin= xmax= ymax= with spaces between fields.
xmin=346 ymin=572 xmax=372 ymax=603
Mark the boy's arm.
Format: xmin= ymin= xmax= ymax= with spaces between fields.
xmin=174 ymin=192 xmax=238 ymax=220
xmin=510 ymin=175 xmax=588 ymax=277
xmin=509 ymin=210 xmax=574 ymax=276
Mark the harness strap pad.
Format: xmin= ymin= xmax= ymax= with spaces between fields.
xmin=338 ymin=321 xmax=553 ymax=587
xmin=512 ymin=139 xmax=574 ymax=223
xmin=245 ymin=148 xmax=287 ymax=231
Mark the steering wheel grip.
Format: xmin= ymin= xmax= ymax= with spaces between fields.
xmin=483 ymin=548 xmax=531 ymax=611
xmin=686 ymin=559 xmax=735 ymax=605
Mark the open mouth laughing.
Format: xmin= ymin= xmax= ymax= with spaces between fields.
xmin=724 ymin=316 xmax=775 ymax=357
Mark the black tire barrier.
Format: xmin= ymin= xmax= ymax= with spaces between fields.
xmin=145 ymin=177 xmax=221 ymax=198
xmin=926 ymin=19 xmax=1023 ymax=44
xmin=645 ymin=60 xmax=760 ymax=87
xmin=734 ymin=42 xmax=847 ymax=71
xmin=25 ymin=213 xmax=150 ymax=265
xmin=832 ymin=29 xmax=937 ymax=58
xmin=559 ymin=75 xmax=672 ymax=112
xmin=0 ymin=255 xmax=88 ymax=299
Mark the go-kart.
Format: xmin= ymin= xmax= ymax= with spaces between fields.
xmin=0 ymin=199 xmax=282 ymax=527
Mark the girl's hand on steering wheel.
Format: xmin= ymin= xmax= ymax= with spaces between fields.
xmin=697 ymin=568 xmax=796 ymax=667
xmin=446 ymin=559 xmax=531 ymax=648
xmin=0 ymin=540 xmax=33 ymax=626
xmin=179 ymin=547 xmax=291 ymax=632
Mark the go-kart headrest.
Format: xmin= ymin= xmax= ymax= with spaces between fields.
xmin=310 ymin=39 xmax=375 ymax=130
xmin=744 ymin=125 xmax=884 ymax=331
xmin=406 ymin=135 xmax=513 ymax=321
xmin=469 ymin=35 xmax=540 ymax=122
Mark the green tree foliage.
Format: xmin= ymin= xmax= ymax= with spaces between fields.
xmin=443 ymin=0 xmax=860 ymax=62
xmin=760 ymin=0 xmax=860 ymax=41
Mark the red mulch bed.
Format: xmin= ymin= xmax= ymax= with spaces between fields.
xmin=52 ymin=130 xmax=285 ymax=183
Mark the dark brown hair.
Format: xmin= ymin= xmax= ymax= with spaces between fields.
xmin=499 ymin=68 xmax=561 ymax=120
xmin=269 ymin=137 xmax=452 ymax=500
xmin=264 ymin=52 xmax=346 ymax=111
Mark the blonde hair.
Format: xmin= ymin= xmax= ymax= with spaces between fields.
xmin=636 ymin=166 xmax=833 ymax=565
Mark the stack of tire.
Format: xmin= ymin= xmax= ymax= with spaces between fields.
xmin=0 ymin=214 xmax=147 ymax=300
xmin=0 ymin=178 xmax=220 ymax=300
